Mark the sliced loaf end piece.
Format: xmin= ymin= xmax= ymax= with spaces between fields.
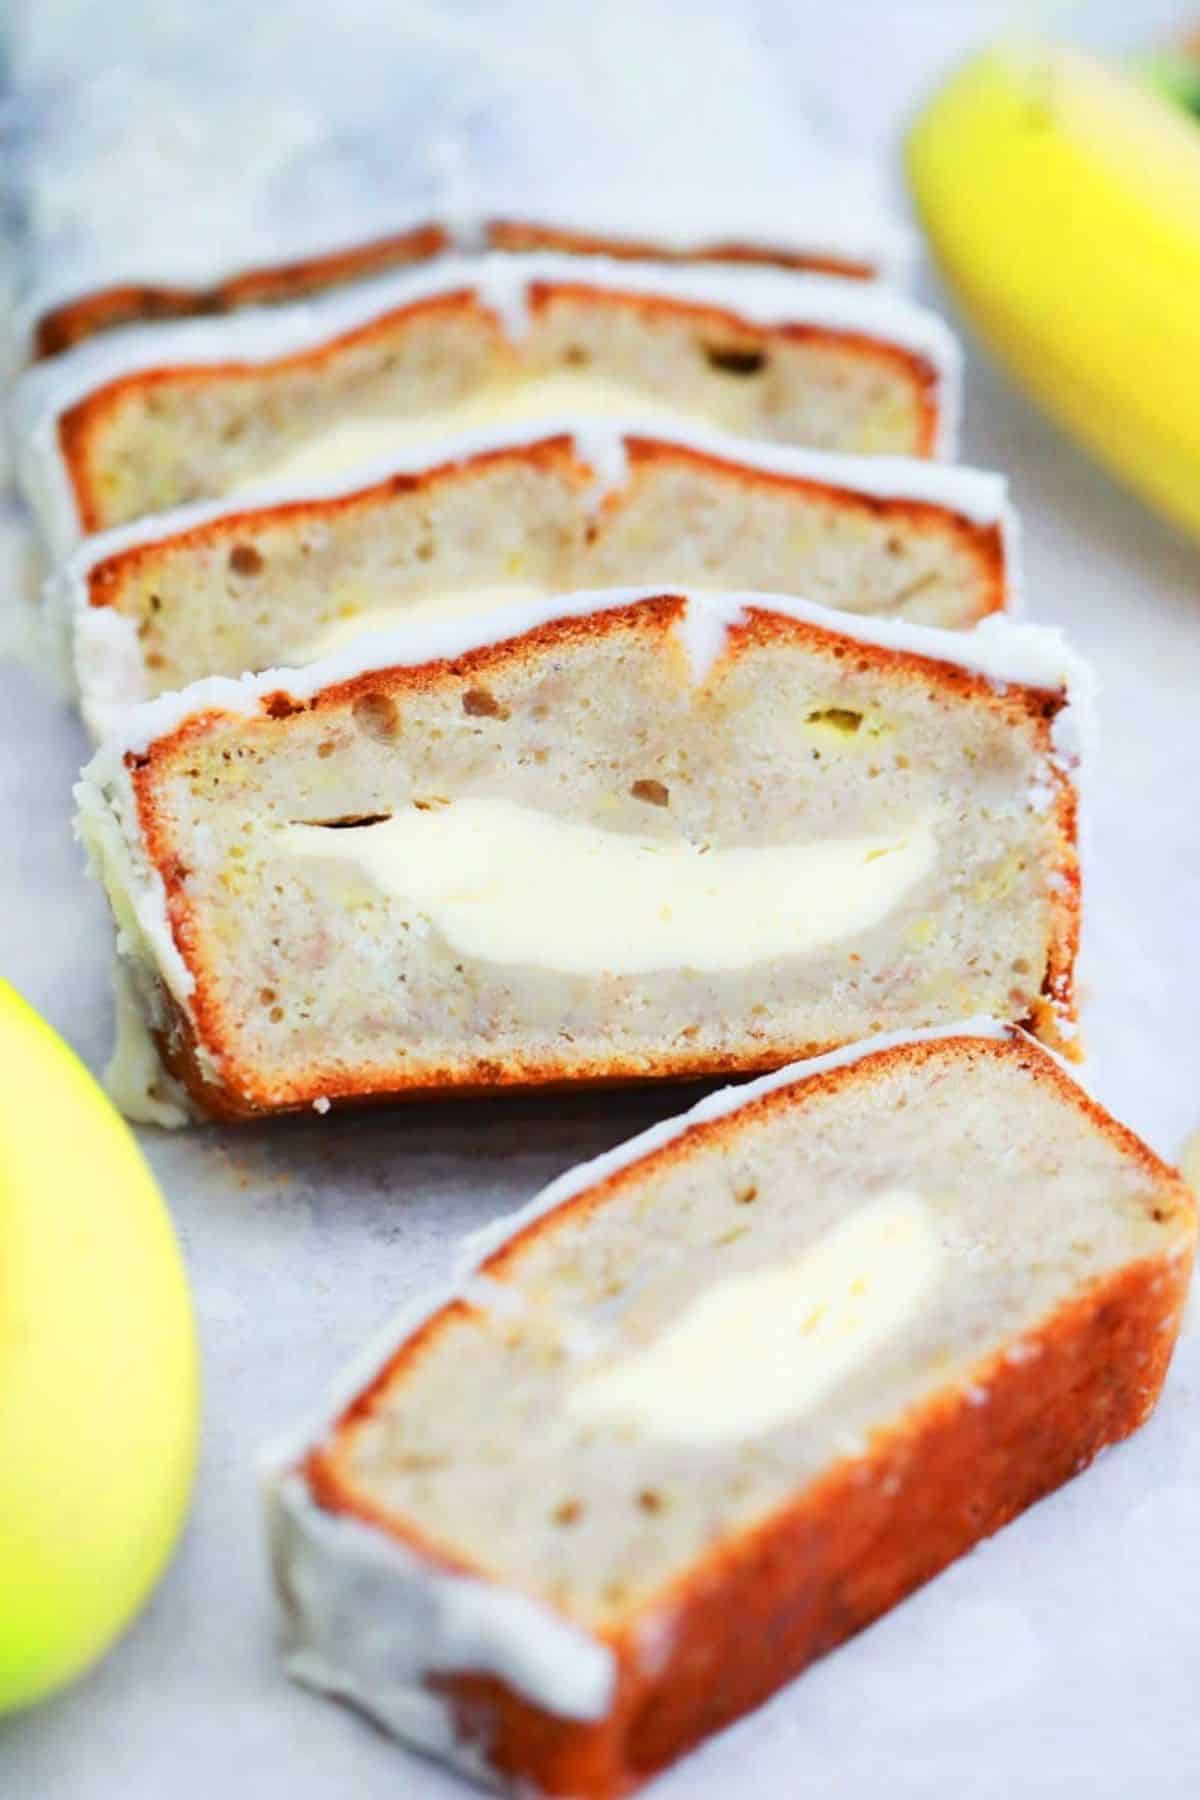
xmin=269 ymin=1023 xmax=1195 ymax=1798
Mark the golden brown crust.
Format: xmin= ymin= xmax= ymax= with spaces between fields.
xmin=301 ymin=1033 xmax=1196 ymax=1797
xmin=33 ymin=220 xmax=877 ymax=361
xmin=58 ymin=281 xmax=940 ymax=534
xmin=121 ymin=600 xmax=1081 ymax=1119
xmin=484 ymin=218 xmax=876 ymax=279
xmin=33 ymin=225 xmax=452 ymax=359
xmin=82 ymin=429 xmax=1007 ymax=630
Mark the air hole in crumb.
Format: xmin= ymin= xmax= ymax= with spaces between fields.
xmin=553 ymin=1499 xmax=583 ymax=1526
xmin=269 ymin=1006 xmax=285 ymax=1022
xmin=352 ymin=690 xmax=401 ymax=742
xmin=1150 ymin=1206 xmax=1170 ymax=1223
xmin=300 ymin=812 xmax=393 ymax=830
xmin=1011 ymin=957 xmax=1031 ymax=974
xmin=637 ymin=1489 xmax=665 ymax=1514
xmin=631 ymin=778 xmax=669 ymax=807
xmin=463 ymin=687 xmax=510 ymax=719
xmin=229 ymin=543 xmax=264 ymax=576
xmin=416 ymin=539 xmax=435 ymax=563
xmin=735 ymin=1184 xmax=758 ymax=1205
xmin=807 ymin=707 xmax=862 ymax=733
xmin=148 ymin=593 xmax=162 ymax=612
xmin=702 ymin=341 xmax=767 ymax=377
xmin=564 ymin=344 xmax=591 ymax=366
xmin=259 ymin=987 xmax=276 ymax=1004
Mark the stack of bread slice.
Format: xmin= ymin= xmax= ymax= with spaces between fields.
xmin=10 ymin=204 xmax=1193 ymax=1797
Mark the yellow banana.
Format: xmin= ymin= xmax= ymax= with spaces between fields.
xmin=0 ymin=982 xmax=199 ymax=1712
xmin=907 ymin=40 xmax=1200 ymax=540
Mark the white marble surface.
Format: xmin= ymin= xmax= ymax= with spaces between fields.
xmin=2 ymin=3 xmax=1199 ymax=1796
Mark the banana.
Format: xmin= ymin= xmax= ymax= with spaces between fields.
xmin=1138 ymin=42 xmax=1200 ymax=119
xmin=907 ymin=40 xmax=1200 ymax=541
xmin=0 ymin=982 xmax=199 ymax=1712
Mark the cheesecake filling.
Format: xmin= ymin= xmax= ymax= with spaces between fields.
xmin=290 ymin=583 xmax=548 ymax=663
xmin=566 ymin=1191 xmax=943 ymax=1443
xmin=280 ymin=797 xmax=936 ymax=976
xmin=233 ymin=372 xmax=713 ymax=492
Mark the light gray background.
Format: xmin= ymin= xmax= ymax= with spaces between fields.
xmin=1 ymin=3 xmax=1198 ymax=1795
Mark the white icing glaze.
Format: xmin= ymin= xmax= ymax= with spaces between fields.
xmin=72 ymin=604 xmax=151 ymax=739
xmin=74 ymin=762 xmax=196 ymax=1007
xmin=12 ymin=253 xmax=962 ymax=554
xmin=268 ymin=1474 xmax=615 ymax=1745
xmin=676 ymin=591 xmax=738 ymax=684
xmin=103 ymin=959 xmax=190 ymax=1129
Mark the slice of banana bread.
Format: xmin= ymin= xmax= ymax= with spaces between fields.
xmin=266 ymin=1022 xmax=1195 ymax=1798
xmin=57 ymin=425 xmax=1014 ymax=738
xmin=75 ymin=590 xmax=1087 ymax=1124
xmin=15 ymin=255 xmax=959 ymax=551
